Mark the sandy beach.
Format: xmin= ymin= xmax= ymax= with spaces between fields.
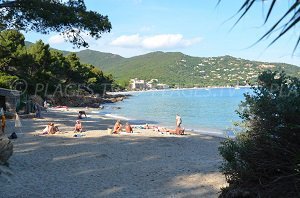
xmin=0 ymin=108 xmax=227 ymax=198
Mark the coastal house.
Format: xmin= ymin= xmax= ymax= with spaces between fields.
xmin=156 ymin=83 xmax=169 ymax=89
xmin=146 ymin=79 xmax=159 ymax=89
xmin=0 ymin=88 xmax=20 ymax=113
xmin=130 ymin=78 xmax=146 ymax=90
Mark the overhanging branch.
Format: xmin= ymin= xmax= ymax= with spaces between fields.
xmin=0 ymin=1 xmax=18 ymax=9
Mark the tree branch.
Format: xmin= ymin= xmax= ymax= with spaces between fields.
xmin=0 ymin=1 xmax=17 ymax=8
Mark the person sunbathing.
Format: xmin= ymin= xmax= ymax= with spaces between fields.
xmin=113 ymin=120 xmax=122 ymax=134
xmin=43 ymin=122 xmax=57 ymax=134
xmin=125 ymin=122 xmax=133 ymax=133
xmin=170 ymin=127 xmax=185 ymax=135
xmin=74 ymin=120 xmax=83 ymax=132
xmin=158 ymin=127 xmax=185 ymax=135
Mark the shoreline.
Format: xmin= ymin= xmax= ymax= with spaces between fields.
xmin=0 ymin=107 xmax=227 ymax=197
xmin=100 ymin=111 xmax=229 ymax=138
xmin=105 ymin=87 xmax=246 ymax=138
xmin=107 ymin=85 xmax=252 ymax=95
xmin=95 ymin=107 xmax=235 ymax=139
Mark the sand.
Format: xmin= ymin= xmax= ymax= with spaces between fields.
xmin=0 ymin=108 xmax=227 ymax=198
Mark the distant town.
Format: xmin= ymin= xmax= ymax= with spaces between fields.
xmin=129 ymin=78 xmax=169 ymax=90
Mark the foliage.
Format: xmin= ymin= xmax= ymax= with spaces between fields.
xmin=0 ymin=72 xmax=17 ymax=88
xmin=219 ymin=70 xmax=300 ymax=197
xmin=217 ymin=0 xmax=300 ymax=52
xmin=0 ymin=0 xmax=111 ymax=47
xmin=0 ymin=30 xmax=114 ymax=96
xmin=70 ymin=49 xmax=300 ymax=88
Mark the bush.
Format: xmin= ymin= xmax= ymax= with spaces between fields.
xmin=219 ymin=70 xmax=300 ymax=197
xmin=0 ymin=73 xmax=18 ymax=89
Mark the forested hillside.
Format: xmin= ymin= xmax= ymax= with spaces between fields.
xmin=24 ymin=41 xmax=300 ymax=88
xmin=73 ymin=50 xmax=300 ymax=87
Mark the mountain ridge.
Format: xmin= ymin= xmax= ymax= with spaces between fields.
xmin=25 ymin=41 xmax=300 ymax=87
xmin=73 ymin=49 xmax=300 ymax=87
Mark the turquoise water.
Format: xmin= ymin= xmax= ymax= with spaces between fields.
xmin=100 ymin=88 xmax=252 ymax=136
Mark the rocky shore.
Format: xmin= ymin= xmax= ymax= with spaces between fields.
xmin=39 ymin=93 xmax=130 ymax=108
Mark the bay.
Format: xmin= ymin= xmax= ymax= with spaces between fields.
xmin=100 ymin=87 xmax=252 ymax=137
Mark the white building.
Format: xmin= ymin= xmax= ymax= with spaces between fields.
xmin=156 ymin=83 xmax=169 ymax=89
xmin=130 ymin=78 xmax=146 ymax=90
xmin=146 ymin=79 xmax=159 ymax=89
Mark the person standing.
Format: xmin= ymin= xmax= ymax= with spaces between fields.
xmin=44 ymin=100 xmax=48 ymax=112
xmin=35 ymin=103 xmax=42 ymax=118
xmin=176 ymin=114 xmax=182 ymax=127
xmin=1 ymin=113 xmax=6 ymax=135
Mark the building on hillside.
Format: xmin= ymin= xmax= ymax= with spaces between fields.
xmin=130 ymin=78 xmax=146 ymax=90
xmin=0 ymin=88 xmax=20 ymax=113
xmin=146 ymin=79 xmax=159 ymax=89
xmin=156 ymin=83 xmax=169 ymax=89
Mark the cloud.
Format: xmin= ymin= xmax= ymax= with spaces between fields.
xmin=142 ymin=34 xmax=184 ymax=49
xmin=47 ymin=31 xmax=96 ymax=46
xmin=110 ymin=34 xmax=142 ymax=47
xmin=110 ymin=34 xmax=202 ymax=50
xmin=48 ymin=34 xmax=65 ymax=45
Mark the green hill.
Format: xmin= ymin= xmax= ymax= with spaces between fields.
xmin=25 ymin=40 xmax=299 ymax=87
xmin=75 ymin=49 xmax=124 ymax=68
xmin=72 ymin=50 xmax=300 ymax=87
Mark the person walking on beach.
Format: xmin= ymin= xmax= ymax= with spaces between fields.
xmin=176 ymin=114 xmax=182 ymax=127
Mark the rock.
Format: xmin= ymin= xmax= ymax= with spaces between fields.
xmin=90 ymin=103 xmax=100 ymax=108
xmin=0 ymin=136 xmax=13 ymax=165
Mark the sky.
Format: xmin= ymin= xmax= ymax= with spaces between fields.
xmin=24 ymin=0 xmax=300 ymax=66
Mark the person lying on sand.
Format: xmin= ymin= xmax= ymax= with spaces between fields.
xmin=113 ymin=120 xmax=122 ymax=134
xmin=125 ymin=122 xmax=133 ymax=133
xmin=144 ymin=124 xmax=159 ymax=129
xmin=74 ymin=120 xmax=83 ymax=132
xmin=156 ymin=127 xmax=185 ymax=135
xmin=172 ymin=127 xmax=185 ymax=135
xmin=153 ymin=127 xmax=169 ymax=132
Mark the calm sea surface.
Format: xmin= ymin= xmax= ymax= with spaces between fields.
xmin=100 ymin=88 xmax=252 ymax=137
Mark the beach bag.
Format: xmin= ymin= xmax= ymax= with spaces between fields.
xmin=8 ymin=132 xmax=17 ymax=139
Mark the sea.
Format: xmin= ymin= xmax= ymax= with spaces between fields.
xmin=98 ymin=87 xmax=252 ymax=137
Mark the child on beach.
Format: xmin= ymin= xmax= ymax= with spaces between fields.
xmin=74 ymin=120 xmax=83 ymax=132
xmin=113 ymin=120 xmax=122 ymax=134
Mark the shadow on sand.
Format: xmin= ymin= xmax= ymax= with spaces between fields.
xmin=0 ymin=110 xmax=226 ymax=198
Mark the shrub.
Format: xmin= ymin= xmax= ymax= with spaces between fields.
xmin=219 ymin=70 xmax=300 ymax=197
